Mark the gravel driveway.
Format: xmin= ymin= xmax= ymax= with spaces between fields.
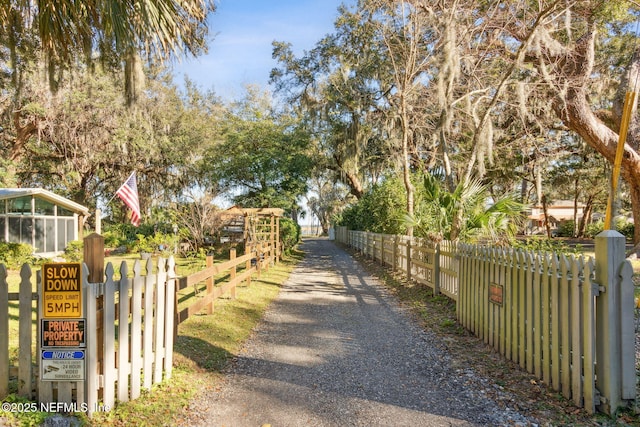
xmin=185 ymin=238 xmax=536 ymax=426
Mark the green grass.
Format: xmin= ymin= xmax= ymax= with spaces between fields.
xmin=0 ymin=249 xmax=303 ymax=427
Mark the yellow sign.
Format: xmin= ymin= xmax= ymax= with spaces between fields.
xmin=42 ymin=263 xmax=82 ymax=318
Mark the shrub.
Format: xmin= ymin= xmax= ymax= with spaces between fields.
xmin=64 ymin=240 xmax=83 ymax=262
xmin=338 ymin=176 xmax=407 ymax=235
xmin=130 ymin=232 xmax=177 ymax=255
xmin=102 ymin=229 xmax=126 ymax=248
xmin=280 ymin=217 xmax=301 ymax=253
xmin=556 ymin=220 xmax=575 ymax=237
xmin=585 ymin=219 xmax=633 ymax=239
xmin=512 ymin=237 xmax=581 ymax=256
xmin=618 ymin=220 xmax=634 ymax=240
xmin=0 ymin=242 xmax=35 ymax=268
xmin=585 ymin=221 xmax=604 ymax=238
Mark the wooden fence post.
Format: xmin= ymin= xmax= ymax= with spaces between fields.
xmin=245 ymin=252 xmax=252 ymax=287
xmin=230 ymin=249 xmax=237 ymax=299
xmin=434 ymin=243 xmax=441 ymax=295
xmin=256 ymin=245 xmax=262 ymax=278
xmin=206 ymin=255 xmax=214 ymax=314
xmin=594 ymin=230 xmax=635 ymax=415
xmin=392 ymin=236 xmax=398 ymax=271
xmin=406 ymin=239 xmax=412 ymax=282
xmin=0 ymin=265 xmax=7 ymax=399
xmin=84 ymin=233 xmax=105 ymax=282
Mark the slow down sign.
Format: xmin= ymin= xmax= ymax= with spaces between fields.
xmin=41 ymin=263 xmax=82 ymax=318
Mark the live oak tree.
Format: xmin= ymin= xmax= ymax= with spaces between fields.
xmin=408 ymin=0 xmax=640 ymax=243
xmin=271 ymin=4 xmax=395 ymax=201
xmin=473 ymin=0 xmax=640 ymax=244
xmin=201 ymin=86 xmax=313 ymax=218
xmin=15 ymin=63 xmax=222 ymax=221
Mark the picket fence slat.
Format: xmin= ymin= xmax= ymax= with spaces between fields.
xmin=86 ymin=276 xmax=99 ymax=414
xmin=18 ymin=265 xmax=32 ymax=398
xmin=583 ymin=259 xmax=597 ymax=413
xmin=550 ymin=255 xmax=560 ymax=391
xmin=570 ymin=257 xmax=583 ymax=407
xmin=154 ymin=258 xmax=167 ymax=385
xmin=0 ymin=265 xmax=8 ymax=398
xmin=620 ymin=261 xmax=636 ymax=400
xmin=560 ymin=255 xmax=571 ymax=398
xmin=542 ymin=255 xmax=551 ymax=385
xmin=517 ymin=250 xmax=526 ymax=369
xmin=130 ymin=261 xmax=144 ymax=400
xmin=117 ymin=263 xmax=131 ymax=403
xmin=165 ymin=257 xmax=176 ymax=380
xmin=143 ymin=262 xmax=155 ymax=391
xmin=103 ymin=262 xmax=117 ymax=409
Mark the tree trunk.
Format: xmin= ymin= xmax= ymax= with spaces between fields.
xmin=629 ymin=183 xmax=640 ymax=245
xmin=544 ymin=28 xmax=640 ymax=245
xmin=10 ymin=110 xmax=38 ymax=161
xmin=401 ymin=112 xmax=415 ymax=237
xmin=542 ymin=195 xmax=552 ymax=239
xmin=578 ymin=195 xmax=594 ymax=238
xmin=331 ymin=154 xmax=364 ymax=199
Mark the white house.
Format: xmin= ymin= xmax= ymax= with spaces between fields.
xmin=0 ymin=188 xmax=89 ymax=255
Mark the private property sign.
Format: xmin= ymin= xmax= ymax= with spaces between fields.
xmin=41 ymin=319 xmax=86 ymax=348
xmin=42 ymin=263 xmax=82 ymax=318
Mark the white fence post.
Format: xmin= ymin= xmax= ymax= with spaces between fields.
xmin=18 ymin=265 xmax=32 ymax=399
xmin=0 ymin=265 xmax=7 ymax=398
xmin=85 ymin=264 xmax=99 ymax=416
xmin=594 ymin=230 xmax=634 ymax=415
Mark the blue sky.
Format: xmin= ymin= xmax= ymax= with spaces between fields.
xmin=171 ymin=0 xmax=355 ymax=100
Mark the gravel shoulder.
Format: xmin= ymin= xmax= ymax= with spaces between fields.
xmin=183 ymin=238 xmax=537 ymax=426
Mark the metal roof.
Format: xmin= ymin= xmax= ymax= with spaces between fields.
xmin=0 ymin=188 xmax=90 ymax=215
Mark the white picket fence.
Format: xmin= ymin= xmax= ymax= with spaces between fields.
xmin=82 ymin=257 xmax=176 ymax=414
xmin=457 ymin=244 xmax=599 ymax=410
xmin=0 ymin=257 xmax=176 ymax=415
xmin=337 ymin=227 xmax=636 ymax=415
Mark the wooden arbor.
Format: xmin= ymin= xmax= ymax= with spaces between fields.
xmin=222 ymin=206 xmax=284 ymax=260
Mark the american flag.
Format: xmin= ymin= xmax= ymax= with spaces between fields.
xmin=116 ymin=172 xmax=141 ymax=226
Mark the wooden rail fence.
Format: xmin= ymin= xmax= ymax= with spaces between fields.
xmin=175 ymin=241 xmax=276 ymax=331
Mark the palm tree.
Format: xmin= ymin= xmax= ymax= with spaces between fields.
xmin=406 ymin=173 xmax=526 ymax=243
xmin=2 ymin=0 xmax=214 ymax=101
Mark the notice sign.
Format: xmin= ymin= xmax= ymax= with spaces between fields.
xmin=41 ymin=350 xmax=85 ymax=381
xmin=42 ymin=263 xmax=82 ymax=318
xmin=489 ymin=283 xmax=504 ymax=305
xmin=41 ymin=319 xmax=85 ymax=348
